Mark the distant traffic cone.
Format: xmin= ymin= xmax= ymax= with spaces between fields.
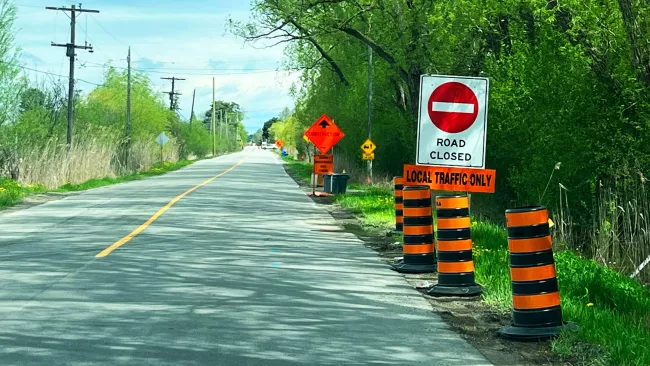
xmin=393 ymin=177 xmax=404 ymax=234
xmin=393 ymin=186 xmax=436 ymax=273
xmin=428 ymin=195 xmax=482 ymax=297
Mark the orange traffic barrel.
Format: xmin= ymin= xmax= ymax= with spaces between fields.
xmin=428 ymin=195 xmax=482 ymax=297
xmin=394 ymin=177 xmax=404 ymax=233
xmin=498 ymin=206 xmax=573 ymax=340
xmin=393 ymin=186 xmax=436 ymax=273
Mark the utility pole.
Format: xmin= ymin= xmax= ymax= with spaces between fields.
xmin=212 ymin=78 xmax=216 ymax=157
xmin=47 ymin=4 xmax=100 ymax=150
xmin=219 ymin=109 xmax=223 ymax=137
xmin=126 ymin=46 xmax=132 ymax=167
xmin=161 ymin=77 xmax=185 ymax=110
xmin=367 ymin=44 xmax=373 ymax=183
xmin=190 ymin=89 xmax=196 ymax=128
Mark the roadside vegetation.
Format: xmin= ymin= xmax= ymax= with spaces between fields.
xmin=237 ymin=0 xmax=650 ymax=284
xmin=0 ymin=160 xmax=198 ymax=209
xmin=0 ymin=0 xmax=247 ymax=208
xmin=282 ymin=157 xmax=650 ymax=366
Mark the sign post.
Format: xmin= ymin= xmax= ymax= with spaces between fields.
xmin=416 ymin=75 xmax=489 ymax=169
xmin=156 ymin=132 xmax=169 ymax=164
xmin=304 ymin=114 xmax=345 ymax=196
xmin=361 ymin=138 xmax=376 ymax=163
xmin=304 ymin=114 xmax=345 ymax=155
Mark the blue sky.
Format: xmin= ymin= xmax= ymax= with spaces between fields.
xmin=12 ymin=0 xmax=299 ymax=133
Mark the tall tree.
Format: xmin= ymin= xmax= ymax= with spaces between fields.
xmin=0 ymin=0 xmax=25 ymax=125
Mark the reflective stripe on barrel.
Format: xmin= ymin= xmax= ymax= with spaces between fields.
xmin=436 ymin=195 xmax=476 ymax=286
xmin=394 ymin=177 xmax=404 ymax=232
xmin=402 ymin=186 xmax=435 ymax=265
xmin=506 ymin=206 xmax=563 ymax=328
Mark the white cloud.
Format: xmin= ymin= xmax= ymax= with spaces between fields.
xmin=12 ymin=0 xmax=299 ymax=133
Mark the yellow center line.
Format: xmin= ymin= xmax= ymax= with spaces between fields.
xmin=95 ymin=160 xmax=244 ymax=258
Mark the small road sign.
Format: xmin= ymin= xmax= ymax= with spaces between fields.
xmin=156 ymin=132 xmax=169 ymax=146
xmin=304 ymin=114 xmax=345 ymax=155
xmin=362 ymin=153 xmax=375 ymax=161
xmin=361 ymin=139 xmax=376 ymax=154
xmin=402 ymin=164 xmax=495 ymax=193
xmin=417 ymin=75 xmax=489 ymax=169
xmin=313 ymin=154 xmax=334 ymax=175
xmin=276 ymin=139 xmax=284 ymax=149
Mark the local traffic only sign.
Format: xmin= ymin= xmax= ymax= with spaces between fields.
xmin=361 ymin=138 xmax=375 ymax=161
xmin=305 ymin=114 xmax=345 ymax=155
xmin=417 ymin=75 xmax=489 ymax=169
xmin=403 ymin=165 xmax=496 ymax=193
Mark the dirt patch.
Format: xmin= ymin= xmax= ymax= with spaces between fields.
xmin=281 ymin=162 xmax=582 ymax=366
xmin=0 ymin=192 xmax=76 ymax=216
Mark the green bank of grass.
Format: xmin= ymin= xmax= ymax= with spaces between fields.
xmin=0 ymin=178 xmax=47 ymax=209
xmin=328 ymin=184 xmax=650 ymax=366
xmin=0 ymin=159 xmax=196 ymax=210
xmin=56 ymin=160 xmax=195 ymax=192
xmin=280 ymin=155 xmax=313 ymax=183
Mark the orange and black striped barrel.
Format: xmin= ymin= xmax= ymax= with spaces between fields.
xmin=428 ymin=195 xmax=482 ymax=296
xmin=393 ymin=186 xmax=436 ymax=274
xmin=498 ymin=206 xmax=567 ymax=340
xmin=394 ymin=177 xmax=404 ymax=233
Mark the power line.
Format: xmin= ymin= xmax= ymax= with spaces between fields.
xmin=0 ymin=60 xmax=103 ymax=86
xmin=78 ymin=62 xmax=302 ymax=76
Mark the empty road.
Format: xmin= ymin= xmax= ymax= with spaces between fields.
xmin=0 ymin=148 xmax=491 ymax=365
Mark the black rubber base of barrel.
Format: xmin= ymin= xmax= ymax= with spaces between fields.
xmin=497 ymin=322 xmax=578 ymax=341
xmin=392 ymin=262 xmax=437 ymax=274
xmin=427 ymin=283 xmax=482 ymax=297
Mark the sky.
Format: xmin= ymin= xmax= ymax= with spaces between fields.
xmin=12 ymin=0 xmax=300 ymax=133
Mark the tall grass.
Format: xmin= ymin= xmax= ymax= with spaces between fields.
xmin=6 ymin=126 xmax=181 ymax=190
xmin=554 ymin=180 xmax=650 ymax=283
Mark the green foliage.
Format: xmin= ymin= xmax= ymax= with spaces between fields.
xmin=239 ymin=0 xmax=650 ymax=234
xmin=56 ymin=160 xmax=195 ymax=192
xmin=324 ymin=182 xmax=650 ymax=365
xmin=0 ymin=0 xmax=24 ymax=126
xmin=0 ymin=178 xmax=46 ymax=208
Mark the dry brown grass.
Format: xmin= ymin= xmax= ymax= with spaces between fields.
xmin=11 ymin=128 xmax=179 ymax=189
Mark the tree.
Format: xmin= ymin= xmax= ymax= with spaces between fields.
xmin=0 ymin=0 xmax=25 ymax=125
xmin=262 ymin=117 xmax=280 ymax=141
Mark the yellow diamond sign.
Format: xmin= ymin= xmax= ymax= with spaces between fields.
xmin=361 ymin=139 xmax=376 ymax=154
xmin=303 ymin=134 xmax=310 ymax=143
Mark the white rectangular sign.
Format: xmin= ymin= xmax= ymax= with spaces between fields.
xmin=416 ymin=75 xmax=489 ymax=169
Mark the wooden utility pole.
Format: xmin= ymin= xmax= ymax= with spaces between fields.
xmin=367 ymin=44 xmax=373 ymax=183
xmin=47 ymin=4 xmax=100 ymax=150
xmin=212 ymin=78 xmax=216 ymax=157
xmin=161 ymin=77 xmax=185 ymax=110
xmin=126 ymin=46 xmax=132 ymax=167
xmin=190 ymin=89 xmax=196 ymax=128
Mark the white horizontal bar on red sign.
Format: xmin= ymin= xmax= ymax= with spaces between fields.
xmin=431 ymin=102 xmax=475 ymax=114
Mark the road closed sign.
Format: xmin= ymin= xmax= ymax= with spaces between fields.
xmin=417 ymin=75 xmax=489 ymax=169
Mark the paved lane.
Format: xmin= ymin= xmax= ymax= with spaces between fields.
xmin=0 ymin=148 xmax=491 ymax=365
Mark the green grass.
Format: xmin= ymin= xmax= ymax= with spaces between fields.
xmin=0 ymin=159 xmax=196 ymax=209
xmin=0 ymin=178 xmax=47 ymax=209
xmin=320 ymin=182 xmax=650 ymax=366
xmin=280 ymin=155 xmax=313 ymax=183
xmin=56 ymin=160 xmax=195 ymax=192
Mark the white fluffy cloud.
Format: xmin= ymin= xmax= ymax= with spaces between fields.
xmin=13 ymin=0 xmax=298 ymax=133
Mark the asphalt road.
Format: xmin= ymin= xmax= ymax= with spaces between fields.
xmin=0 ymin=148 xmax=492 ymax=366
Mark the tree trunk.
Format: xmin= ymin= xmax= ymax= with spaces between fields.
xmin=617 ymin=0 xmax=650 ymax=88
